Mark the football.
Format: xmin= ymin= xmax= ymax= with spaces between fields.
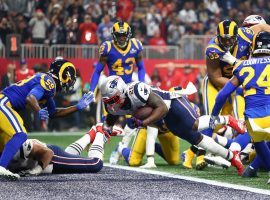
xmin=132 ymin=106 xmax=153 ymax=120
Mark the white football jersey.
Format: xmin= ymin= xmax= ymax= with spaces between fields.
xmin=107 ymin=82 xmax=171 ymax=115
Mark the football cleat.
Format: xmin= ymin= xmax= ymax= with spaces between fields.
xmin=0 ymin=166 xmax=20 ymax=181
xmin=182 ymin=149 xmax=195 ymax=169
xmin=230 ymin=151 xmax=244 ymax=176
xmin=139 ymin=162 xmax=157 ymax=169
xmin=242 ymin=166 xmax=258 ymax=178
xmin=227 ymin=116 xmax=246 ymax=134
xmin=109 ymin=144 xmax=121 ymax=165
xmin=204 ymin=155 xmax=231 ymax=169
xmin=195 ymin=155 xmax=208 ymax=170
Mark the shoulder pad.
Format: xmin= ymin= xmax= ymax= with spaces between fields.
xmin=238 ymin=27 xmax=253 ymax=43
xmin=133 ymin=82 xmax=151 ymax=103
xmin=99 ymin=41 xmax=111 ymax=56
xmin=205 ymin=44 xmax=225 ymax=60
xmin=40 ymin=74 xmax=56 ymax=93
xmin=13 ymin=139 xmax=34 ymax=160
xmin=131 ymin=38 xmax=143 ymax=51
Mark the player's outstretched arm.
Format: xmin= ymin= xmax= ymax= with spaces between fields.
xmin=136 ymin=52 xmax=146 ymax=82
xmin=211 ymin=76 xmax=239 ymax=116
xmin=52 ymin=91 xmax=95 ymax=118
xmin=142 ymin=92 xmax=168 ymax=126
xmin=89 ymin=56 xmax=107 ymax=92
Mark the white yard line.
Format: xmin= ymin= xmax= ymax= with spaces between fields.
xmin=104 ymin=163 xmax=270 ymax=196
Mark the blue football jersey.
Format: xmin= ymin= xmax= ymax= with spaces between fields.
xmin=233 ymin=56 xmax=270 ymax=117
xmin=205 ymin=27 xmax=253 ymax=78
xmin=2 ymin=73 xmax=56 ymax=113
xmin=99 ymin=38 xmax=143 ymax=83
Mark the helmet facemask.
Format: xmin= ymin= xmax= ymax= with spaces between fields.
xmin=218 ymin=35 xmax=237 ymax=51
xmin=112 ymin=22 xmax=132 ymax=49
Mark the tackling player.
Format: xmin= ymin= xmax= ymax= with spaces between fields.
xmin=211 ymin=31 xmax=270 ymax=181
xmin=0 ymin=59 xmax=94 ymax=180
xmin=89 ymin=21 xmax=146 ymax=165
xmin=99 ymin=75 xmax=246 ymax=175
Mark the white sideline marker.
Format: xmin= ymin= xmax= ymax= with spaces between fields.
xmin=105 ymin=163 xmax=270 ymax=196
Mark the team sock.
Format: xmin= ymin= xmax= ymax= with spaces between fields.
xmin=121 ymin=147 xmax=131 ymax=164
xmin=0 ymin=132 xmax=27 ymax=168
xmin=155 ymin=143 xmax=165 ymax=160
xmin=88 ymin=132 xmax=105 ymax=160
xmin=253 ymin=141 xmax=270 ymax=170
xmin=65 ymin=134 xmax=91 ymax=155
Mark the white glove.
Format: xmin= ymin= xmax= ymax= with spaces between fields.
xmin=220 ymin=51 xmax=237 ymax=65
xmin=19 ymin=165 xmax=43 ymax=177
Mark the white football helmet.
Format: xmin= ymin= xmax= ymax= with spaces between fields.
xmin=100 ymin=75 xmax=127 ymax=112
xmin=242 ymin=15 xmax=266 ymax=27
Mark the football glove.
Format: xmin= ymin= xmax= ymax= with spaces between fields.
xmin=127 ymin=117 xmax=143 ymax=129
xmin=39 ymin=107 xmax=49 ymax=120
xmin=76 ymin=91 xmax=95 ymax=110
xmin=220 ymin=51 xmax=238 ymax=65
xmin=209 ymin=115 xmax=218 ymax=130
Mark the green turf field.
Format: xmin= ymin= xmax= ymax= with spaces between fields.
xmin=28 ymin=132 xmax=270 ymax=190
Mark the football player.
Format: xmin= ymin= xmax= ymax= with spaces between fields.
xmin=211 ymin=31 xmax=270 ymax=181
xmin=0 ymin=59 xmax=94 ymax=180
xmin=99 ymin=75 xmax=246 ymax=175
xmin=8 ymin=123 xmax=116 ymax=176
xmin=89 ymin=21 xmax=146 ymax=165
xmin=183 ymin=19 xmax=255 ymax=170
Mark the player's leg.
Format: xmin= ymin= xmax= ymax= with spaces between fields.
xmin=0 ymin=97 xmax=27 ymax=180
xmin=109 ymin=116 xmax=137 ymax=165
xmin=128 ymin=128 xmax=147 ymax=166
xmin=65 ymin=125 xmax=96 ymax=155
xmin=158 ymin=131 xmax=180 ymax=165
xmin=140 ymin=126 xmax=158 ymax=168
xmin=164 ymin=98 xmax=244 ymax=175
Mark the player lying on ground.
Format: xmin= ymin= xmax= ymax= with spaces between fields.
xmin=8 ymin=123 xmax=123 ymax=176
xmin=0 ymin=59 xmax=94 ymax=180
xmin=99 ymin=75 xmax=246 ymax=175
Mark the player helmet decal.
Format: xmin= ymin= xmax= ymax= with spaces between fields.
xmin=252 ymin=31 xmax=270 ymax=55
xmin=48 ymin=59 xmax=76 ymax=93
xmin=217 ymin=20 xmax=238 ymax=51
xmin=100 ymin=75 xmax=127 ymax=112
xmin=242 ymin=15 xmax=266 ymax=27
xmin=112 ymin=21 xmax=132 ymax=49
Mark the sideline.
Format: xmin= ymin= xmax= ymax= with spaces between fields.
xmin=104 ymin=163 xmax=270 ymax=196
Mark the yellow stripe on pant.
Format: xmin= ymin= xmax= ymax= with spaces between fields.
xmin=0 ymin=94 xmax=27 ymax=152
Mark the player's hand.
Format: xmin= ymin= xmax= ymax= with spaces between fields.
xmin=39 ymin=107 xmax=49 ymax=120
xmin=76 ymin=91 xmax=95 ymax=110
xmin=220 ymin=51 xmax=237 ymax=65
xmin=127 ymin=117 xmax=143 ymax=129
xmin=209 ymin=115 xmax=218 ymax=129
xmin=18 ymin=165 xmax=43 ymax=177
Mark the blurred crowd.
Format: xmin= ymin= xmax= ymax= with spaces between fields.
xmin=0 ymin=0 xmax=270 ymax=48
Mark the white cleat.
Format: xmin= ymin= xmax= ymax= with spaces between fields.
xmin=140 ymin=162 xmax=157 ymax=169
xmin=109 ymin=145 xmax=120 ymax=165
xmin=0 ymin=166 xmax=20 ymax=181
xmin=204 ymin=155 xmax=231 ymax=169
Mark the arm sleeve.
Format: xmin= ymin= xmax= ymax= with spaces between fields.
xmin=211 ymin=81 xmax=237 ymax=116
xmin=28 ymin=86 xmax=45 ymax=101
xmin=137 ymin=60 xmax=146 ymax=82
xmin=90 ymin=62 xmax=105 ymax=92
xmin=45 ymin=98 xmax=56 ymax=117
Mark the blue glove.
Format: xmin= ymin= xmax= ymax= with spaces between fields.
xmin=127 ymin=117 xmax=143 ymax=129
xmin=76 ymin=91 xmax=95 ymax=110
xmin=39 ymin=107 xmax=49 ymax=120
xmin=209 ymin=115 xmax=218 ymax=129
